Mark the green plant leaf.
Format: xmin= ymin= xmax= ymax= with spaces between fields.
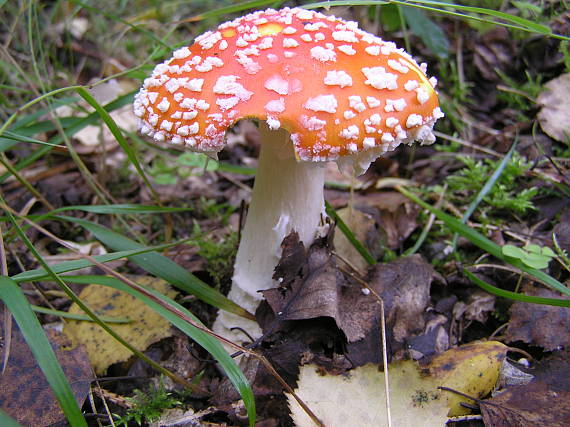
xmin=397 ymin=187 xmax=570 ymax=297
xmin=0 ymin=409 xmax=22 ymax=427
xmin=402 ymin=6 xmax=449 ymax=58
xmin=0 ymin=277 xmax=87 ymax=427
xmin=64 ymin=275 xmax=256 ymax=426
xmin=56 ymin=216 xmax=253 ymax=319
xmin=464 ymin=270 xmax=570 ymax=307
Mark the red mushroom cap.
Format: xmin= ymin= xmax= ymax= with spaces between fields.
xmin=134 ymin=7 xmax=443 ymax=162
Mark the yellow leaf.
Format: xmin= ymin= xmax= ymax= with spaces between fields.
xmin=64 ymin=276 xmax=177 ymax=374
xmin=426 ymin=340 xmax=507 ymax=416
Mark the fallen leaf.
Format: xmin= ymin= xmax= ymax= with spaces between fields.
xmin=0 ymin=324 xmax=92 ymax=426
xmin=538 ymin=73 xmax=570 ymax=143
xmin=424 ymin=340 xmax=508 ymax=416
xmin=481 ymin=351 xmax=570 ymax=427
xmin=505 ymin=282 xmax=570 ymax=350
xmin=288 ymin=361 xmax=449 ymax=427
xmin=64 ymin=276 xmax=177 ymax=374
xmin=288 ymin=341 xmax=507 ymax=426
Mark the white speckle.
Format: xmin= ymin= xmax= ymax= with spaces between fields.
xmin=315 ymin=32 xmax=325 ymax=41
xmin=157 ymin=97 xmax=170 ymax=112
xmin=195 ymin=56 xmax=224 ymax=72
xmin=362 ymin=67 xmax=399 ymax=90
xmin=347 ymin=142 xmax=358 ymax=152
xmin=185 ymin=137 xmax=196 ymax=147
xmin=206 ymin=124 xmax=218 ymax=137
xmin=344 ymin=110 xmax=356 ymax=119
xmin=380 ymin=42 xmax=397 ymax=55
xmin=369 ymin=114 xmax=382 ymax=125
xmin=183 ymin=111 xmax=198 ymax=120
xmin=305 ymin=22 xmax=326 ymax=31
xmin=302 ymin=115 xmax=327 ymax=131
xmin=236 ymin=37 xmax=248 ymax=47
xmin=196 ymin=100 xmax=210 ymax=111
xmin=366 ymin=96 xmax=381 ymax=108
xmin=266 ymin=116 xmax=281 ymax=130
xmin=196 ymin=31 xmax=222 ymax=50
xmin=296 ymin=9 xmax=314 ymax=20
xmin=340 ymin=125 xmax=359 ymax=140
xmin=147 ymin=92 xmax=158 ymax=104
xmin=304 ymin=94 xmax=338 ymax=113
xmin=283 ymin=26 xmax=297 ymax=34
xmin=264 ymin=75 xmax=289 ymax=95
xmin=365 ymin=45 xmax=380 ymax=56
xmin=165 ymin=78 xmax=182 ymax=93
xmin=386 ymin=117 xmax=399 ymax=128
xmin=388 ymin=59 xmax=409 ymax=74
xmin=404 ymin=80 xmax=419 ymax=91
xmin=177 ymin=125 xmax=189 ymax=136
xmin=429 ymin=76 xmax=438 ymax=88
xmin=332 ymin=30 xmax=358 ymax=43
xmin=148 ymin=114 xmax=159 ymax=126
xmin=349 ymin=95 xmax=366 ymax=112
xmin=324 ymin=70 xmax=353 ymax=87
xmin=171 ymin=135 xmax=183 ymax=144
xmin=406 ymin=114 xmax=424 ymax=128
xmin=216 ymin=96 xmax=240 ymax=110
xmin=365 ymin=125 xmax=376 ymax=134
xmin=173 ymin=92 xmax=183 ymax=102
xmin=283 ymin=38 xmax=299 ymax=48
xmin=361 ymin=287 xmax=371 ymax=295
xmin=385 ymin=98 xmax=407 ymax=112
xmin=310 ymin=46 xmax=336 ymax=62
xmin=185 ymin=78 xmax=204 ymax=92
xmin=284 ymin=51 xmax=295 ymax=58
xmin=258 ymin=37 xmax=273 ymax=49
xmin=300 ymin=33 xmax=312 ymax=42
xmin=180 ymin=98 xmax=196 ymax=109
xmin=265 ymin=98 xmax=286 ymax=113
xmin=219 ymin=40 xmax=228 ymax=50
xmin=363 ymin=137 xmax=376 ymax=148
xmin=420 ymin=62 xmax=428 ymax=73
xmin=433 ymin=107 xmax=445 ymax=119
xmin=416 ymin=88 xmax=430 ymax=104
xmin=213 ymin=75 xmax=253 ymax=101
xmin=173 ymin=46 xmax=191 ymax=59
xmin=153 ymin=132 xmax=165 ymax=141
xmin=337 ymin=45 xmax=356 ymax=55
xmin=188 ymin=123 xmax=199 ymax=135
xmin=382 ymin=133 xmax=395 ymax=143
xmin=171 ymin=111 xmax=182 ymax=119
xmin=267 ymin=53 xmax=279 ymax=63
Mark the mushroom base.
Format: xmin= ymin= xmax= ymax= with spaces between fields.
xmin=213 ymin=122 xmax=326 ymax=345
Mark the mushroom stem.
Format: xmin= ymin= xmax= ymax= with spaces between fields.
xmin=213 ymin=121 xmax=326 ymax=342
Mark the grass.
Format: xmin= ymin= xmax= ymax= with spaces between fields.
xmin=1 ymin=0 xmax=569 ymax=425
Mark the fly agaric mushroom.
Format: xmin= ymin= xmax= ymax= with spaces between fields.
xmin=133 ymin=7 xmax=443 ymax=343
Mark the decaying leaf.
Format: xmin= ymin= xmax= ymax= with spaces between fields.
xmin=505 ymin=282 xmax=570 ymax=350
xmin=333 ymin=207 xmax=376 ymax=273
xmin=481 ymin=351 xmax=570 ymax=427
xmin=0 ymin=324 xmax=92 ymax=426
xmin=64 ymin=276 xmax=177 ymax=374
xmin=538 ymin=73 xmax=570 ymax=143
xmin=288 ymin=341 xmax=507 ymax=426
xmin=423 ymin=340 xmax=508 ymax=416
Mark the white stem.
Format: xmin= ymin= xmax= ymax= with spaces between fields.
xmin=213 ymin=122 xmax=326 ymax=343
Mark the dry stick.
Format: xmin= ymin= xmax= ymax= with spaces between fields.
xmin=336 ymin=262 xmax=392 ymax=427
xmin=9 ymin=209 xmax=323 ymax=427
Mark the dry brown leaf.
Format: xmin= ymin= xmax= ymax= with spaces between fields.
xmin=0 ymin=324 xmax=92 ymax=426
xmin=505 ymin=282 xmax=570 ymax=351
xmin=538 ymin=73 xmax=570 ymax=143
xmin=64 ymin=276 xmax=177 ymax=374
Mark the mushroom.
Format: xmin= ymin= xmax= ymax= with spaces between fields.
xmin=133 ymin=7 xmax=443 ymax=343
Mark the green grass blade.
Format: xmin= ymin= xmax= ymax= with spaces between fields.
xmin=325 ymin=201 xmax=376 ymax=266
xmin=57 ymin=216 xmax=253 ymax=319
xmin=397 ymin=187 xmax=570 ymax=297
xmin=464 ymin=270 xmax=570 ymax=307
xmin=0 ymin=277 xmax=87 ymax=426
xmin=0 ymin=409 xmax=21 ymax=427
xmin=31 ymin=305 xmax=132 ymax=323
xmin=11 ymin=241 xmax=191 ymax=282
xmin=46 ymin=203 xmax=193 ymax=215
xmin=64 ymin=274 xmax=256 ymax=426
